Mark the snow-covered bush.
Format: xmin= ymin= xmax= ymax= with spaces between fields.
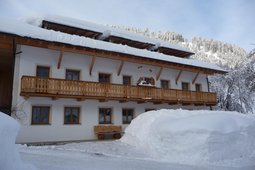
xmin=0 ymin=112 xmax=36 ymax=170
xmin=121 ymin=109 xmax=255 ymax=165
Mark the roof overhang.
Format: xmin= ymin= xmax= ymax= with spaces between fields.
xmin=0 ymin=32 xmax=226 ymax=75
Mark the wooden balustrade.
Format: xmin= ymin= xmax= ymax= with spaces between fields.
xmin=20 ymin=76 xmax=217 ymax=105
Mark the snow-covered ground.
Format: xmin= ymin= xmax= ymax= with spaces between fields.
xmin=2 ymin=109 xmax=255 ymax=170
xmin=19 ymin=140 xmax=255 ymax=170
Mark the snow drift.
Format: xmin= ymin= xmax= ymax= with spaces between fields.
xmin=0 ymin=112 xmax=36 ymax=170
xmin=121 ymin=109 xmax=255 ymax=165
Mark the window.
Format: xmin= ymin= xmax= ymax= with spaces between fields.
xmin=36 ymin=66 xmax=50 ymax=78
xmin=64 ymin=107 xmax=80 ymax=124
xmin=99 ymin=108 xmax=112 ymax=124
xmin=182 ymin=82 xmax=190 ymax=91
xmin=195 ymin=84 xmax=202 ymax=92
xmin=145 ymin=108 xmax=156 ymax=112
xmin=161 ymin=80 xmax=169 ymax=89
xmin=31 ymin=106 xmax=50 ymax=125
xmin=122 ymin=109 xmax=134 ymax=124
xmin=99 ymin=73 xmax=111 ymax=83
xmin=66 ymin=69 xmax=80 ymax=80
xmin=123 ymin=75 xmax=131 ymax=85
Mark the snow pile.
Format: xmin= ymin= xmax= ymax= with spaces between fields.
xmin=0 ymin=112 xmax=36 ymax=170
xmin=121 ymin=109 xmax=255 ymax=165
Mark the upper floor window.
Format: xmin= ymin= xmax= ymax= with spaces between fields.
xmin=122 ymin=108 xmax=134 ymax=124
xmin=99 ymin=73 xmax=111 ymax=83
xmin=36 ymin=66 xmax=50 ymax=78
xmin=161 ymin=80 xmax=169 ymax=89
xmin=66 ymin=69 xmax=80 ymax=80
xmin=31 ymin=106 xmax=50 ymax=125
xmin=195 ymin=84 xmax=202 ymax=92
xmin=182 ymin=82 xmax=190 ymax=91
xmin=99 ymin=108 xmax=112 ymax=124
xmin=123 ymin=75 xmax=131 ymax=85
xmin=64 ymin=107 xmax=80 ymax=124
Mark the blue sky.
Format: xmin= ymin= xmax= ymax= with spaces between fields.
xmin=0 ymin=0 xmax=254 ymax=52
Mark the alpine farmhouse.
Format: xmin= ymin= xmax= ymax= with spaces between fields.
xmin=0 ymin=16 xmax=225 ymax=143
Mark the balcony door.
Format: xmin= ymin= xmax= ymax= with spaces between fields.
xmin=66 ymin=69 xmax=80 ymax=81
xmin=36 ymin=66 xmax=50 ymax=93
xmin=99 ymin=73 xmax=111 ymax=83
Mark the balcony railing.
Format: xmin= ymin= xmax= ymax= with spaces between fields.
xmin=20 ymin=76 xmax=217 ymax=105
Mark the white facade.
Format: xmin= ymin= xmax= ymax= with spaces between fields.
xmin=13 ymin=45 xmax=209 ymax=143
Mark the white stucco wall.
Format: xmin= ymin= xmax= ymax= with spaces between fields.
xmin=13 ymin=45 xmax=209 ymax=143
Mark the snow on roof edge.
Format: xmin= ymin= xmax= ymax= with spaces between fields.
xmin=0 ymin=18 xmax=225 ymax=73
xmin=37 ymin=15 xmax=193 ymax=54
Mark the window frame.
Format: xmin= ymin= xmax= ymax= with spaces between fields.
xmin=160 ymin=79 xmax=170 ymax=89
xmin=98 ymin=108 xmax=112 ymax=124
xmin=123 ymin=75 xmax=132 ymax=85
xmin=31 ymin=106 xmax=50 ymax=125
xmin=98 ymin=73 xmax=111 ymax=83
xmin=181 ymin=82 xmax=190 ymax=91
xmin=122 ymin=108 xmax=134 ymax=124
xmin=65 ymin=69 xmax=80 ymax=81
xmin=36 ymin=65 xmax=50 ymax=78
xmin=64 ymin=107 xmax=80 ymax=125
xmin=195 ymin=83 xmax=202 ymax=92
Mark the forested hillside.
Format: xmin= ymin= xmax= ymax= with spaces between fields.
xmin=114 ymin=26 xmax=248 ymax=68
xmin=114 ymin=26 xmax=254 ymax=113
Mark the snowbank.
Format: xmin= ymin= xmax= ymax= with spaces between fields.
xmin=0 ymin=112 xmax=36 ymax=170
xmin=121 ymin=109 xmax=255 ymax=166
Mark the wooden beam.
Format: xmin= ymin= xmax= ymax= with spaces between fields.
xmin=156 ymin=67 xmax=163 ymax=81
xmin=77 ymin=98 xmax=86 ymax=101
xmin=99 ymin=99 xmax=107 ymax=102
xmin=52 ymin=96 xmax=59 ymax=100
xmin=117 ymin=60 xmax=124 ymax=76
xmin=89 ymin=56 xmax=96 ymax=76
xmin=175 ymin=70 xmax=183 ymax=84
xmin=137 ymin=101 xmax=145 ymax=104
xmin=57 ymin=50 xmax=63 ymax=69
xmin=14 ymin=36 xmax=225 ymax=75
xmin=168 ymin=102 xmax=178 ymax=105
xmin=153 ymin=101 xmax=163 ymax=105
xmin=192 ymin=72 xmax=200 ymax=84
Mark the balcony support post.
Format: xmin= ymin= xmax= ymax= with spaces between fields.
xmin=117 ymin=60 xmax=124 ymax=76
xmin=89 ymin=56 xmax=96 ymax=76
xmin=156 ymin=67 xmax=163 ymax=81
xmin=192 ymin=72 xmax=199 ymax=84
xmin=57 ymin=50 xmax=63 ymax=69
xmin=175 ymin=70 xmax=182 ymax=84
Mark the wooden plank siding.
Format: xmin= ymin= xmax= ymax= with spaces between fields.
xmin=20 ymin=76 xmax=217 ymax=106
xmin=0 ymin=35 xmax=15 ymax=115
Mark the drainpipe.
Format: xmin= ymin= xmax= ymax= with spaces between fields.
xmin=206 ymin=76 xmax=212 ymax=110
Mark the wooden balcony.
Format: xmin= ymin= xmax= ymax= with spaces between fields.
xmin=20 ymin=76 xmax=217 ymax=106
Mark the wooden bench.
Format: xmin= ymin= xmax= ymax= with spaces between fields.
xmin=94 ymin=125 xmax=122 ymax=140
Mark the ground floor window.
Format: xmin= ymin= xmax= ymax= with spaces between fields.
xmin=31 ymin=106 xmax=50 ymax=125
xmin=122 ymin=108 xmax=134 ymax=124
xmin=64 ymin=107 xmax=80 ymax=124
xmin=99 ymin=108 xmax=112 ymax=124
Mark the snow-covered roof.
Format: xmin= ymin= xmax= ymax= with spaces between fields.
xmin=0 ymin=18 xmax=225 ymax=72
xmin=40 ymin=15 xmax=193 ymax=53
